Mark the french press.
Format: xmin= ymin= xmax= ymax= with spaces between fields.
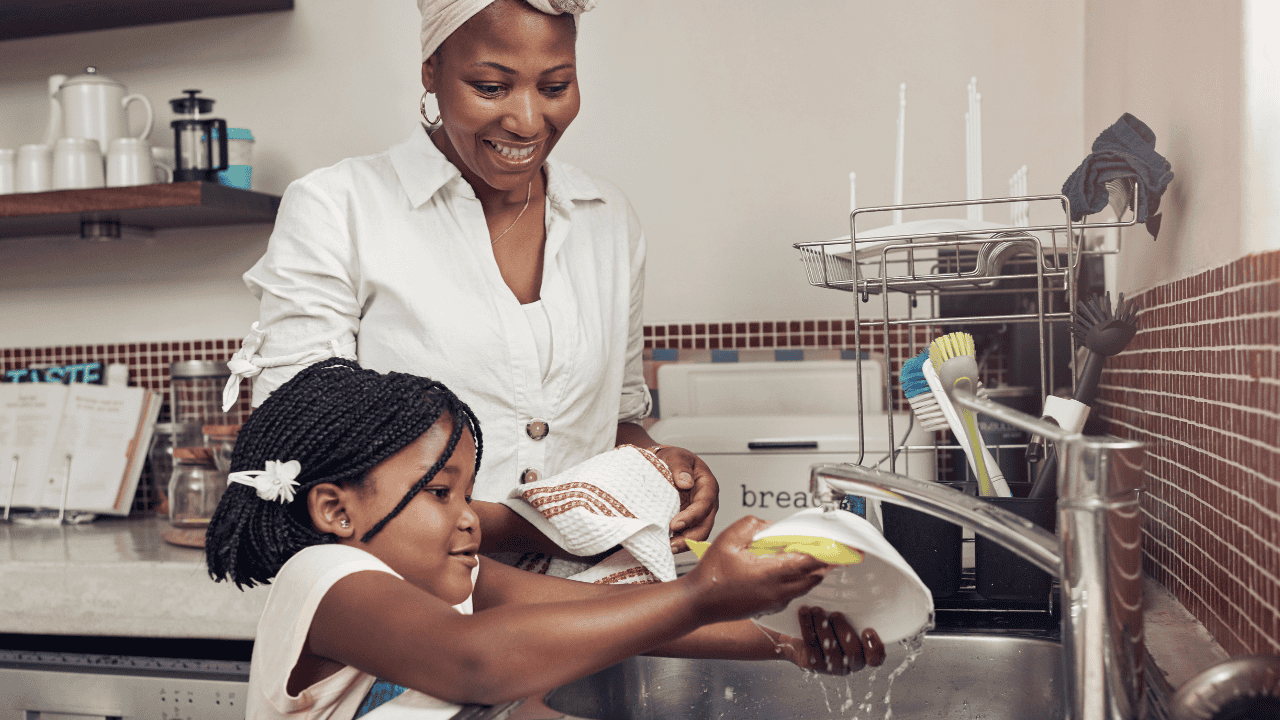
xmin=169 ymin=89 xmax=228 ymax=182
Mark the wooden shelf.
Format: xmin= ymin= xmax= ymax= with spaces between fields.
xmin=0 ymin=182 xmax=281 ymax=238
xmin=0 ymin=1 xmax=293 ymax=42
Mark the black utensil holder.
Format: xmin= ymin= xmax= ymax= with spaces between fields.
xmin=882 ymin=483 xmax=970 ymax=599
xmin=975 ymin=494 xmax=1056 ymax=602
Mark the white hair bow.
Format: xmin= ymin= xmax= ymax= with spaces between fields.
xmin=228 ymin=460 xmax=303 ymax=504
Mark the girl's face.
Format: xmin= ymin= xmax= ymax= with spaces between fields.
xmin=342 ymin=416 xmax=480 ymax=605
xmin=423 ymin=0 xmax=579 ymax=197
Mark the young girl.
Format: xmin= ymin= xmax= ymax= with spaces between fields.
xmin=206 ymin=358 xmax=884 ymax=719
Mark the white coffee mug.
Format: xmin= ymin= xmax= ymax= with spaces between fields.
xmin=16 ymin=144 xmax=53 ymax=193
xmin=53 ymin=137 xmax=105 ymax=190
xmin=150 ymin=144 xmax=176 ymax=183
xmin=0 ymin=149 xmax=14 ymax=194
xmin=107 ymin=137 xmax=170 ymax=187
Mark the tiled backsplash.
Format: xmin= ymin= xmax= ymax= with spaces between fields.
xmin=1100 ymin=250 xmax=1280 ymax=655
xmin=642 ymin=320 xmax=1010 ymax=407
xmin=3 ymin=322 xmax=967 ymax=512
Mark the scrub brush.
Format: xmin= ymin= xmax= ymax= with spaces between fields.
xmin=1027 ymin=292 xmax=1142 ymax=498
xmin=899 ymin=349 xmax=1010 ymax=496
xmin=928 ymin=332 xmax=1007 ymax=497
xmin=900 ymin=350 xmax=947 ymax=431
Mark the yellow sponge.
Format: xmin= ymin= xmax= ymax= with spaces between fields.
xmin=685 ymin=535 xmax=863 ymax=565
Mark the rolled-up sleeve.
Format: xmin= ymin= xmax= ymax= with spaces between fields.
xmin=243 ymin=177 xmax=361 ymax=406
xmin=617 ymin=200 xmax=653 ymax=424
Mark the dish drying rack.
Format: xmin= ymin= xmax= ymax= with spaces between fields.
xmin=794 ymin=188 xmax=1139 ymax=628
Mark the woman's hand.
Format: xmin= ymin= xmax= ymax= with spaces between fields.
xmin=777 ymin=607 xmax=886 ymax=676
xmin=683 ymin=516 xmax=831 ymax=624
xmin=652 ymin=445 xmax=718 ymax=552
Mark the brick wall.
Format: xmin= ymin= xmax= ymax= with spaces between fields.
xmin=1100 ymin=250 xmax=1280 ymax=655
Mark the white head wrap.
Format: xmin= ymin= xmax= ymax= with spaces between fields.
xmin=417 ymin=0 xmax=597 ymax=63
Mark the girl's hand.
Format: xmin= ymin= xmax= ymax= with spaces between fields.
xmin=652 ymin=445 xmax=718 ymax=552
xmin=684 ymin=516 xmax=831 ymax=623
xmin=778 ymin=607 xmax=886 ymax=676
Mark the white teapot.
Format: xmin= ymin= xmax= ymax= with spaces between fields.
xmin=53 ymin=67 xmax=154 ymax=155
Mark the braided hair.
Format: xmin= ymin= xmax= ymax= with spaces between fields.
xmin=204 ymin=358 xmax=483 ymax=589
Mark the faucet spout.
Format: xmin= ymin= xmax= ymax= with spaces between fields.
xmin=813 ymin=391 xmax=1147 ymax=720
xmin=812 ymin=464 xmax=1059 ymax=575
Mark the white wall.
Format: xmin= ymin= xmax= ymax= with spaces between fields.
xmin=0 ymin=1 xmax=424 ymax=346
xmin=1084 ymin=0 xmax=1251 ymax=296
xmin=1244 ymin=0 xmax=1280 ymax=256
xmin=561 ymin=0 xmax=1085 ymax=323
xmin=0 ymin=0 xmax=1084 ymax=347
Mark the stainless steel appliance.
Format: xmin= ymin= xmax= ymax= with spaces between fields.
xmin=0 ymin=645 xmax=249 ymax=720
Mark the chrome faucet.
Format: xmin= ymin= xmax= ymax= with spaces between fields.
xmin=812 ymin=387 xmax=1146 ymax=720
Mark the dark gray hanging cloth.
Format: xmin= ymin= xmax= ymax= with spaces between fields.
xmin=1061 ymin=113 xmax=1174 ymax=239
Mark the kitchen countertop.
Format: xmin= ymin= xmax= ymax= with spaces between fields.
xmin=0 ymin=514 xmax=268 ymax=640
xmin=0 ymin=515 xmax=1230 ymax=693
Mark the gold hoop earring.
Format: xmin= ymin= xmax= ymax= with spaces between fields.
xmin=420 ymin=92 xmax=441 ymax=125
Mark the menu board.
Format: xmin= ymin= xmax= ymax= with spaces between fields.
xmin=0 ymin=382 xmax=160 ymax=516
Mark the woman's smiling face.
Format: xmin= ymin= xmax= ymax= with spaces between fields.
xmin=423 ymin=0 xmax=579 ymax=196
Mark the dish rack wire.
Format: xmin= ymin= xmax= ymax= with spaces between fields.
xmin=793 ymin=188 xmax=1138 ymax=471
xmin=794 ymin=188 xmax=1138 ymax=623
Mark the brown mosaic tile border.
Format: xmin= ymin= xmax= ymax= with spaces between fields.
xmin=2 ymin=319 xmax=1017 ymax=520
xmin=1099 ymin=250 xmax=1280 ymax=655
xmin=647 ymin=319 xmax=940 ymax=351
xmin=642 ymin=320 xmax=1010 ymax=406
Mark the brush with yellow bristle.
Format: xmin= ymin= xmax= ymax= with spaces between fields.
xmin=929 ymin=331 xmax=999 ymax=497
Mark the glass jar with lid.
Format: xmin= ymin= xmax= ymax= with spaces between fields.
xmin=169 ymin=360 xmax=237 ymax=426
xmin=169 ymin=360 xmax=242 ymax=476
xmin=168 ymin=446 xmax=227 ymax=528
xmin=148 ymin=422 xmax=206 ymax=514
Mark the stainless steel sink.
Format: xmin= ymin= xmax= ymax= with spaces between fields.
xmin=542 ymin=633 xmax=1063 ymax=720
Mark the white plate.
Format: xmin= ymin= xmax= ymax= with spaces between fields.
xmin=800 ymin=218 xmax=1059 ymax=293
xmin=751 ymin=508 xmax=933 ymax=644
xmin=816 ymin=218 xmax=1053 ymax=260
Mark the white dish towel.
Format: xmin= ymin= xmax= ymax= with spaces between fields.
xmin=502 ymin=445 xmax=680 ymax=584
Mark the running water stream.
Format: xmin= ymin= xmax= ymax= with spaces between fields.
xmin=750 ymin=614 xmax=934 ymax=720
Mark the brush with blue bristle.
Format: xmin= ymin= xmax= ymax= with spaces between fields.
xmin=900 ymin=342 xmax=1010 ymax=496
xmin=900 ymin=350 xmax=948 ymax=432
xmin=900 ymin=349 xmax=993 ymax=432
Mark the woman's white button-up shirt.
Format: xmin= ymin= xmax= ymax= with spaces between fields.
xmin=242 ymin=127 xmax=652 ymax=501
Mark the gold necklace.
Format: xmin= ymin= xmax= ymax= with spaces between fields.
xmin=490 ymin=181 xmax=533 ymax=245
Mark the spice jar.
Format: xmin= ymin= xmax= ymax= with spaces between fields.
xmin=169 ymin=360 xmax=237 ymax=426
xmin=147 ymin=422 xmax=205 ymax=515
xmin=168 ymin=446 xmax=226 ymax=528
xmin=203 ymin=424 xmax=239 ymax=474
xmin=147 ymin=423 xmax=177 ymax=514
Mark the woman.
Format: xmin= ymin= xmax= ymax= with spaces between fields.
xmin=225 ymin=0 xmax=717 ymax=557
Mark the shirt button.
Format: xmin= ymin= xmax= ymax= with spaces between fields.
xmin=521 ymin=468 xmax=540 ymax=484
xmin=526 ymin=419 xmax=549 ymax=441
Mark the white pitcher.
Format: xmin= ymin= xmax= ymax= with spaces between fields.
xmin=43 ymin=74 xmax=67 ymax=146
xmin=54 ymin=67 xmax=154 ymax=156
